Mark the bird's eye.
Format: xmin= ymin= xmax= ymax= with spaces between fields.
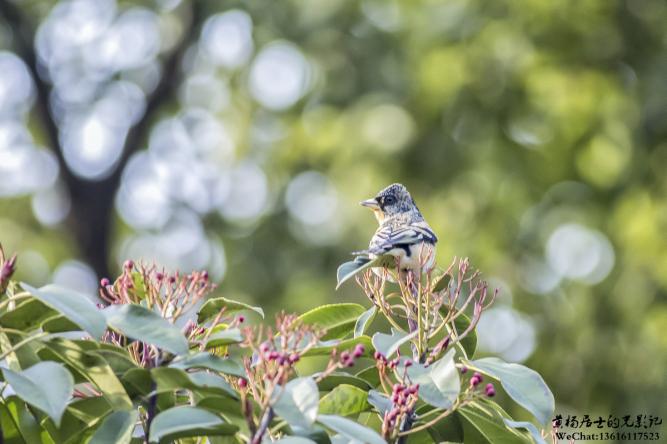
xmin=384 ymin=195 xmax=396 ymax=205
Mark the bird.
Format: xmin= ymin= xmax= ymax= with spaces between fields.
xmin=355 ymin=183 xmax=438 ymax=274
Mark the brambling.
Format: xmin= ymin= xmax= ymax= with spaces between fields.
xmin=356 ymin=183 xmax=438 ymax=273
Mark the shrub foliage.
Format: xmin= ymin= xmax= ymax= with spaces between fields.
xmin=0 ymin=245 xmax=554 ymax=443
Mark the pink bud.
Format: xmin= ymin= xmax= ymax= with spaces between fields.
xmin=404 ymin=359 xmax=413 ymax=368
xmin=100 ymin=278 xmax=110 ymax=287
xmin=156 ymin=272 xmax=164 ymax=281
xmin=238 ymin=378 xmax=248 ymax=388
xmin=124 ymin=260 xmax=134 ymax=270
xmin=353 ymin=344 xmax=365 ymax=357
xmin=237 ymin=315 xmax=245 ymax=323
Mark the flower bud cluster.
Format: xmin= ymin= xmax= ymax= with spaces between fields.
xmin=0 ymin=245 xmax=17 ymax=294
xmin=340 ymin=344 xmax=365 ymax=367
xmin=98 ymin=261 xmax=215 ymax=324
xmin=373 ymin=351 xmax=405 ymax=370
xmin=383 ymin=382 xmax=419 ymax=431
xmin=258 ymin=340 xmax=302 ymax=368
xmin=468 ymin=371 xmax=495 ymax=397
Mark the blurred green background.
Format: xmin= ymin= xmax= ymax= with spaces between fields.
xmin=0 ymin=0 xmax=665 ymax=436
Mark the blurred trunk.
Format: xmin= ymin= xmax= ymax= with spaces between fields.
xmin=0 ymin=0 xmax=201 ymax=279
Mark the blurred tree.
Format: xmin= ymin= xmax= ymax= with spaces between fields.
xmin=0 ymin=0 xmax=204 ymax=278
xmin=0 ymin=0 xmax=665 ymax=435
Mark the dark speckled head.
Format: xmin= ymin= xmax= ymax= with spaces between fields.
xmin=361 ymin=183 xmax=421 ymax=218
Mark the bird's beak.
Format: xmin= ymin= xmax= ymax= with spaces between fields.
xmin=360 ymin=198 xmax=380 ymax=210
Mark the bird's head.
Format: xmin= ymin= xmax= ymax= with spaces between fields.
xmin=360 ymin=183 xmax=419 ymax=223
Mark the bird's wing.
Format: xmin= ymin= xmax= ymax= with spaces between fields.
xmin=367 ymin=220 xmax=437 ymax=255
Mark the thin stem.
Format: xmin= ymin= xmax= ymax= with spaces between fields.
xmin=0 ymin=293 xmax=31 ymax=311
xmin=399 ymin=399 xmax=465 ymax=436
xmin=250 ymin=408 xmax=274 ymax=444
xmin=0 ymin=332 xmax=47 ymax=360
xmin=144 ymin=383 xmax=158 ymax=444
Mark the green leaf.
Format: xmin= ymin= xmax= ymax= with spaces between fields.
xmin=41 ymin=315 xmax=80 ymax=334
xmin=302 ymin=336 xmax=372 ymax=357
xmin=317 ymin=414 xmax=386 ymax=444
xmin=188 ymin=372 xmax=237 ymax=398
xmin=272 ymin=377 xmax=319 ymax=429
xmin=205 ymin=328 xmax=244 ymax=348
xmin=469 ymin=357 xmax=555 ymax=426
xmin=459 ymin=405 xmax=531 ymax=444
xmin=367 ymin=390 xmax=391 ymax=415
xmin=504 ymin=419 xmax=548 ymax=444
xmin=22 ymin=284 xmax=107 ymax=339
xmin=2 ymin=362 xmax=73 ymax=426
xmin=336 ymin=256 xmax=393 ymax=290
xmin=372 ymin=329 xmax=417 ymax=358
xmin=170 ymin=352 xmax=245 ymax=378
xmin=319 ymin=384 xmax=371 ymax=416
xmin=404 ymin=349 xmax=459 ymax=409
xmin=104 ymin=304 xmax=189 ymax=356
xmin=415 ymin=406 xmax=464 ymax=442
xmin=0 ymin=397 xmax=48 ymax=444
xmin=92 ymin=349 xmax=139 ymax=376
xmin=354 ymin=307 xmax=376 ymax=338
xmin=316 ymin=372 xmax=373 ymax=392
xmin=298 ymin=303 xmax=367 ymax=340
xmin=451 ymin=312 xmax=477 ymax=358
xmin=197 ymin=297 xmax=264 ymax=323
xmin=196 ymin=396 xmax=245 ymax=419
xmin=355 ymin=366 xmax=380 ymax=388
xmin=89 ymin=410 xmax=138 ymax=444
xmin=42 ymin=339 xmax=133 ymax=411
xmin=151 ymin=368 xmax=237 ymax=398
xmin=66 ymin=396 xmax=112 ymax=425
xmin=437 ymin=308 xmax=477 ymax=359
xmin=432 ymin=273 xmax=452 ymax=292
xmin=121 ymin=368 xmax=152 ymax=397
xmin=0 ymin=298 xmax=55 ymax=331
xmin=274 ymin=438 xmax=318 ymax=444
xmin=149 ymin=406 xmax=237 ymax=442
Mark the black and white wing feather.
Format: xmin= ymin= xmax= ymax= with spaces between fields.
xmin=366 ymin=220 xmax=437 ymax=256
